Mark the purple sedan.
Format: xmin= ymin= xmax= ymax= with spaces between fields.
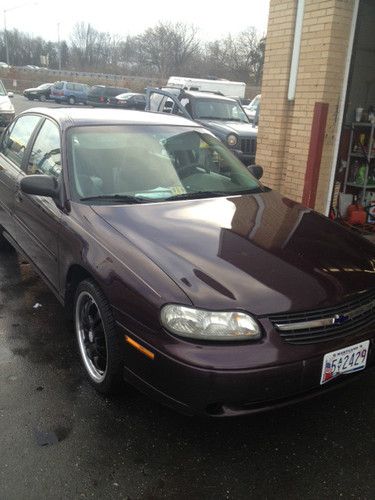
xmin=0 ymin=107 xmax=374 ymax=417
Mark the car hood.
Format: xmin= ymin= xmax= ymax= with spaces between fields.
xmin=196 ymin=119 xmax=257 ymax=138
xmin=91 ymin=191 xmax=375 ymax=316
xmin=24 ymin=87 xmax=39 ymax=92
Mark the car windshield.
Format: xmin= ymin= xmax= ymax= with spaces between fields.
xmin=247 ymin=95 xmax=260 ymax=111
xmin=67 ymin=125 xmax=264 ymax=204
xmin=38 ymin=84 xmax=51 ymax=89
xmin=194 ymin=99 xmax=249 ymax=123
xmin=0 ymin=80 xmax=6 ymax=96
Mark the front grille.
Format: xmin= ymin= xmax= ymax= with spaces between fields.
xmin=269 ymin=289 xmax=375 ymax=344
xmin=240 ymin=138 xmax=256 ymax=156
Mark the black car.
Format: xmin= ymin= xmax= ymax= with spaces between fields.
xmin=87 ymin=85 xmax=132 ymax=107
xmin=146 ymin=88 xmax=257 ymax=164
xmin=109 ymin=92 xmax=146 ymax=110
xmin=23 ymin=83 xmax=53 ymax=101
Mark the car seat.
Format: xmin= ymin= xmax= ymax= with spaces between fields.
xmin=163 ymin=131 xmax=201 ymax=178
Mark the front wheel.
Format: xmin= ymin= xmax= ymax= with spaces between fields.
xmin=68 ymin=96 xmax=76 ymax=105
xmin=74 ymin=279 xmax=123 ymax=394
xmin=40 ymin=94 xmax=46 ymax=102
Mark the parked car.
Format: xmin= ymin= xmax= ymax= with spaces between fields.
xmin=109 ymin=92 xmax=146 ymax=110
xmin=24 ymin=65 xmax=41 ymax=70
xmin=146 ymin=87 xmax=257 ymax=164
xmin=51 ymin=81 xmax=90 ymax=105
xmin=1 ymin=107 xmax=375 ymax=417
xmin=23 ymin=83 xmax=54 ymax=101
xmin=87 ymin=85 xmax=132 ymax=107
xmin=0 ymin=80 xmax=15 ymax=128
xmin=0 ymin=62 xmax=10 ymax=69
xmin=243 ymin=94 xmax=261 ymax=124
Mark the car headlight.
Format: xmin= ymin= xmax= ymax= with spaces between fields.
xmin=160 ymin=304 xmax=261 ymax=341
xmin=227 ymin=134 xmax=238 ymax=147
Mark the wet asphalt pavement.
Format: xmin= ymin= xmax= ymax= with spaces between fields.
xmin=0 ymin=96 xmax=374 ymax=499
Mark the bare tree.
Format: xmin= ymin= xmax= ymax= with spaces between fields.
xmin=205 ymin=27 xmax=264 ymax=83
xmin=0 ymin=22 xmax=265 ymax=84
xmin=137 ymin=22 xmax=200 ymax=78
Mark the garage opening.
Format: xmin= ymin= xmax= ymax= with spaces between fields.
xmin=330 ymin=0 xmax=375 ymax=234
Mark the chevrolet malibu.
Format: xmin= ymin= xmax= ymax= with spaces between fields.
xmin=0 ymin=107 xmax=374 ymax=417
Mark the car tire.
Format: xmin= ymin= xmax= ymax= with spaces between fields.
xmin=74 ymin=279 xmax=124 ymax=394
xmin=68 ymin=96 xmax=76 ymax=105
xmin=40 ymin=94 xmax=46 ymax=102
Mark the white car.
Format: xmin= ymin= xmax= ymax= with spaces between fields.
xmin=0 ymin=62 xmax=10 ymax=69
xmin=243 ymin=94 xmax=261 ymax=124
xmin=0 ymin=80 xmax=15 ymax=128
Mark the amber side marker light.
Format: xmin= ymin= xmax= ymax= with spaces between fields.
xmin=125 ymin=335 xmax=155 ymax=360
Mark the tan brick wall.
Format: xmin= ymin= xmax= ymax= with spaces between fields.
xmin=257 ymin=0 xmax=355 ymax=213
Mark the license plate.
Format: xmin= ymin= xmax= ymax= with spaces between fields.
xmin=320 ymin=340 xmax=370 ymax=385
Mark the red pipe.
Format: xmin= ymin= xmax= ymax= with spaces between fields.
xmin=302 ymin=102 xmax=329 ymax=208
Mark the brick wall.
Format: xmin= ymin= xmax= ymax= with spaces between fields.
xmin=257 ymin=0 xmax=356 ymax=213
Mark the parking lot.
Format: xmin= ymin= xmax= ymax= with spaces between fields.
xmin=0 ymin=95 xmax=375 ymax=499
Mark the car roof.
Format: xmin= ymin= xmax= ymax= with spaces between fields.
xmin=19 ymin=107 xmax=200 ymax=130
xmin=184 ymin=91 xmax=236 ymax=102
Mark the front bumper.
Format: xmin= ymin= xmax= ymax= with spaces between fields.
xmin=231 ymin=145 xmax=256 ymax=165
xmin=118 ymin=320 xmax=375 ymax=417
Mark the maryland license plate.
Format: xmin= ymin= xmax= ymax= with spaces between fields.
xmin=320 ymin=340 xmax=370 ymax=385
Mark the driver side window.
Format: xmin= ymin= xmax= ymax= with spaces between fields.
xmin=27 ymin=119 xmax=61 ymax=178
xmin=2 ymin=115 xmax=41 ymax=168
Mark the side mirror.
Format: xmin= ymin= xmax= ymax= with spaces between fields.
xmin=7 ymin=92 xmax=14 ymax=98
xmin=247 ymin=164 xmax=263 ymax=179
xmin=20 ymin=175 xmax=59 ymax=198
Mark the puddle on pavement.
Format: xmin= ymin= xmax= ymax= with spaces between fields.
xmin=0 ymin=252 xmax=82 ymax=388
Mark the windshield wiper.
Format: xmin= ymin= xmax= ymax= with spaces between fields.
xmin=166 ymin=191 xmax=230 ymax=201
xmin=167 ymin=188 xmax=264 ymax=201
xmin=80 ymin=194 xmax=146 ymax=204
xmin=198 ymin=116 xmax=228 ymax=120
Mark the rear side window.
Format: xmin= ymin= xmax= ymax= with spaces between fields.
xmin=66 ymin=83 xmax=74 ymax=90
xmin=27 ymin=119 xmax=61 ymax=178
xmin=53 ymin=82 xmax=64 ymax=90
xmin=135 ymin=95 xmax=146 ymax=103
xmin=2 ymin=115 xmax=41 ymax=168
xmin=74 ymin=84 xmax=84 ymax=91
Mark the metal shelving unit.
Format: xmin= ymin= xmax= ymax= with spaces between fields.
xmin=343 ymin=122 xmax=375 ymax=204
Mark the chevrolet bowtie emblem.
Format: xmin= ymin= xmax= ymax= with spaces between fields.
xmin=333 ymin=313 xmax=350 ymax=325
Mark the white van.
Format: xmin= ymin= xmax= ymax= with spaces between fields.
xmin=0 ymin=80 xmax=15 ymax=128
xmin=167 ymin=76 xmax=246 ymax=99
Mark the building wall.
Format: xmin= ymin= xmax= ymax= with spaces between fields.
xmin=257 ymin=0 xmax=356 ymax=213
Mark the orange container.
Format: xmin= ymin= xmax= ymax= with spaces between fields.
xmin=348 ymin=206 xmax=367 ymax=225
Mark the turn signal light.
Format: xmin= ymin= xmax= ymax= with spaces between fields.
xmin=125 ymin=335 xmax=155 ymax=360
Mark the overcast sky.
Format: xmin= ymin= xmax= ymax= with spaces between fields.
xmin=3 ymin=0 xmax=270 ymax=42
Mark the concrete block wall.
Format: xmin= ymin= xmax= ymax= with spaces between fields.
xmin=257 ymin=0 xmax=355 ymax=213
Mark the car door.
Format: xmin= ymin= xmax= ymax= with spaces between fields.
xmin=0 ymin=115 xmax=41 ymax=241
xmin=14 ymin=118 xmax=62 ymax=291
xmin=133 ymin=95 xmax=146 ymax=110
